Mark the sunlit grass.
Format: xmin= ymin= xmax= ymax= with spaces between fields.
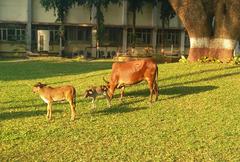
xmin=0 ymin=57 xmax=240 ymax=161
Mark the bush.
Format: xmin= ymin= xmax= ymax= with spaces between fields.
xmin=231 ymin=56 xmax=240 ymax=65
xmin=179 ymin=55 xmax=189 ymax=63
xmin=198 ymin=56 xmax=221 ymax=63
xmin=74 ymin=55 xmax=86 ymax=61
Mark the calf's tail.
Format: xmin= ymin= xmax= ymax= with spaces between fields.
xmin=73 ymin=88 xmax=77 ymax=106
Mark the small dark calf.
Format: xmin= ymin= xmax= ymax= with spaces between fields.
xmin=84 ymin=85 xmax=111 ymax=108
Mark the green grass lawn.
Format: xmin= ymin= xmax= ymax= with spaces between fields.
xmin=1 ymin=57 xmax=240 ymax=161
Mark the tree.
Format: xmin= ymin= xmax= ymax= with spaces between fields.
xmin=156 ymin=0 xmax=175 ymax=49
xmin=76 ymin=0 xmax=120 ymax=46
xmin=127 ymin=0 xmax=147 ymax=48
xmin=40 ymin=0 xmax=76 ymax=56
xmin=127 ymin=0 xmax=175 ymax=48
xmin=168 ymin=0 xmax=240 ymax=62
xmin=159 ymin=0 xmax=175 ymax=26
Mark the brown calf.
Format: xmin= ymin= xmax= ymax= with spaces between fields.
xmin=33 ymin=82 xmax=76 ymax=120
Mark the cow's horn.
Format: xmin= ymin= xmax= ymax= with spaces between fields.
xmin=103 ymin=77 xmax=109 ymax=84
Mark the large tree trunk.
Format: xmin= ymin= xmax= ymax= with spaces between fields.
xmin=188 ymin=38 xmax=237 ymax=62
xmin=169 ymin=0 xmax=240 ymax=62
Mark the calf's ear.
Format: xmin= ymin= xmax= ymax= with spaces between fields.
xmin=88 ymin=90 xmax=93 ymax=94
xmin=34 ymin=82 xmax=47 ymax=88
xmin=33 ymin=82 xmax=41 ymax=87
xmin=42 ymin=83 xmax=47 ymax=87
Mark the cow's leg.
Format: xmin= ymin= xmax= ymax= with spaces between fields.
xmin=120 ymin=86 xmax=125 ymax=101
xmin=147 ymin=81 xmax=154 ymax=103
xmin=91 ymin=97 xmax=96 ymax=109
xmin=63 ymin=106 xmax=67 ymax=117
xmin=106 ymin=95 xmax=111 ymax=108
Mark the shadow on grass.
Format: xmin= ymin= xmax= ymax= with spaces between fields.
xmin=91 ymin=106 xmax=148 ymax=115
xmin=0 ymin=98 xmax=39 ymax=105
xmin=0 ymin=59 xmax=113 ymax=81
xmin=0 ymin=109 xmax=63 ymax=121
xmin=161 ymin=70 xmax=240 ymax=88
xmin=0 ymin=103 xmax=46 ymax=111
xmin=160 ymin=85 xmax=218 ymax=100
xmin=159 ymin=65 xmax=240 ymax=82
xmin=90 ymin=98 xmax=147 ymax=115
xmin=123 ymin=85 xmax=218 ymax=99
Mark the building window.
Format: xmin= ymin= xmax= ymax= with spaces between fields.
xmin=32 ymin=25 xmax=60 ymax=44
xmin=157 ymin=29 xmax=180 ymax=48
xmin=103 ymin=28 xmax=122 ymax=46
xmin=50 ymin=30 xmax=59 ymax=43
xmin=127 ymin=28 xmax=152 ymax=46
xmin=66 ymin=26 xmax=91 ymax=42
xmin=0 ymin=24 xmax=25 ymax=41
xmin=0 ymin=28 xmax=7 ymax=41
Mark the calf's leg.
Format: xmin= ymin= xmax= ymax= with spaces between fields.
xmin=69 ymin=99 xmax=76 ymax=121
xmin=46 ymin=105 xmax=50 ymax=119
xmin=105 ymin=94 xmax=111 ymax=108
xmin=91 ymin=97 xmax=96 ymax=109
xmin=47 ymin=102 xmax=52 ymax=120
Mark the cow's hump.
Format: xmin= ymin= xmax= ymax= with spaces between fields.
xmin=132 ymin=60 xmax=145 ymax=72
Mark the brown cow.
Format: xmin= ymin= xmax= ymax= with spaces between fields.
xmin=104 ymin=59 xmax=158 ymax=103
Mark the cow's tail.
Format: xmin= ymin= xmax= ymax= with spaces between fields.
xmin=155 ymin=65 xmax=158 ymax=86
xmin=154 ymin=65 xmax=159 ymax=97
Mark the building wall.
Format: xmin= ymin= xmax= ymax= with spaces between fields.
xmin=32 ymin=0 xmax=57 ymax=24
xmin=0 ymin=42 xmax=26 ymax=52
xmin=67 ymin=6 xmax=91 ymax=25
xmin=158 ymin=16 xmax=182 ymax=29
xmin=103 ymin=4 xmax=123 ymax=26
xmin=0 ymin=0 xmax=28 ymax=23
xmin=127 ymin=4 xmax=153 ymax=27
xmin=65 ymin=42 xmax=92 ymax=53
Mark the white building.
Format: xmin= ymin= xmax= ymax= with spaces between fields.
xmin=0 ymin=0 xmax=190 ymax=57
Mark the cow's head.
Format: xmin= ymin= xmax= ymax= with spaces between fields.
xmin=103 ymin=77 xmax=115 ymax=100
xmin=100 ymin=85 xmax=108 ymax=95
